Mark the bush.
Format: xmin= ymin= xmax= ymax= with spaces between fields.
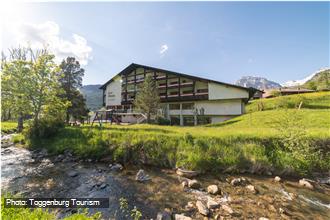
xmin=155 ymin=116 xmax=171 ymax=125
xmin=24 ymin=118 xmax=65 ymax=139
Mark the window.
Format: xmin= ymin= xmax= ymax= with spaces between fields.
xmin=183 ymin=116 xmax=194 ymax=126
xmin=197 ymin=116 xmax=211 ymax=125
xmin=182 ymin=103 xmax=194 ymax=110
xmin=169 ymin=103 xmax=180 ymax=110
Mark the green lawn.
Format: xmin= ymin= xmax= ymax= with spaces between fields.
xmin=1 ymin=121 xmax=17 ymax=134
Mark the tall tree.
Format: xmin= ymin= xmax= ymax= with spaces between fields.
xmin=59 ymin=57 xmax=86 ymax=122
xmin=1 ymin=48 xmax=33 ymax=131
xmin=133 ymin=75 xmax=160 ymax=123
xmin=1 ymin=47 xmax=68 ymax=131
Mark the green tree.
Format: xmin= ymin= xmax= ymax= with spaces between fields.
xmin=1 ymin=47 xmax=68 ymax=132
xmin=59 ymin=57 xmax=86 ymax=122
xmin=133 ymin=75 xmax=160 ymax=123
xmin=1 ymin=48 xmax=34 ymax=131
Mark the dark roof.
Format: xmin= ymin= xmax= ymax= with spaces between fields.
xmin=100 ymin=63 xmax=261 ymax=94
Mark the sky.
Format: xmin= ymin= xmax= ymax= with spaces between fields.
xmin=1 ymin=1 xmax=329 ymax=85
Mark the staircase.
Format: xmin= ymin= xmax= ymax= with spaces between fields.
xmin=136 ymin=113 xmax=147 ymax=124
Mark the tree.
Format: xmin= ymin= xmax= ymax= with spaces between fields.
xmin=133 ymin=75 xmax=160 ymax=123
xmin=1 ymin=47 xmax=68 ymax=132
xmin=59 ymin=57 xmax=86 ymax=122
xmin=1 ymin=47 xmax=34 ymax=131
xmin=68 ymin=90 xmax=89 ymax=122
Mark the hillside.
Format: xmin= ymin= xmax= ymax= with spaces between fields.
xmin=235 ymin=76 xmax=281 ymax=90
xmin=303 ymin=68 xmax=330 ymax=90
xmin=246 ymin=91 xmax=330 ymax=113
xmin=80 ymin=84 xmax=103 ymax=111
xmin=282 ymin=68 xmax=330 ymax=88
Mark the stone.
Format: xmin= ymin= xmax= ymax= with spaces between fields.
xmin=185 ymin=201 xmax=195 ymax=211
xmin=221 ymin=204 xmax=233 ymax=214
xmin=56 ymin=154 xmax=65 ymax=161
xmin=100 ymin=183 xmax=107 ymax=189
xmin=196 ymin=201 xmax=209 ymax=216
xmin=266 ymin=171 xmax=272 ymax=176
xmin=188 ymin=179 xmax=201 ymax=189
xmin=110 ymin=163 xmax=123 ymax=171
xmin=174 ymin=214 xmax=192 ymax=220
xmin=176 ymin=168 xmax=199 ymax=178
xmin=230 ymin=177 xmax=247 ymax=186
xmin=182 ymin=181 xmax=188 ymax=188
xmin=259 ymin=218 xmax=269 ymax=220
xmin=157 ymin=209 xmax=172 ymax=220
xmin=207 ymin=198 xmax=220 ymax=209
xmin=68 ymin=171 xmax=78 ymax=177
xmin=207 ymin=185 xmax=219 ymax=195
xmin=135 ymin=169 xmax=151 ymax=182
xmin=274 ymin=176 xmax=281 ymax=182
xmin=246 ymin=184 xmax=257 ymax=194
xmin=299 ymin=178 xmax=314 ymax=190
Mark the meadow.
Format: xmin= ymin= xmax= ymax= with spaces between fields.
xmin=22 ymin=92 xmax=330 ymax=175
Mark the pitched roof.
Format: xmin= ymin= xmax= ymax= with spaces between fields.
xmin=100 ymin=63 xmax=260 ymax=95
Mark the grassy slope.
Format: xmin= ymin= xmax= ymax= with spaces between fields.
xmin=26 ymin=92 xmax=330 ymax=175
xmin=246 ymin=91 xmax=330 ymax=112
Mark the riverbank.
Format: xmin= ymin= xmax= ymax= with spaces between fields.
xmin=2 ymin=144 xmax=330 ymax=219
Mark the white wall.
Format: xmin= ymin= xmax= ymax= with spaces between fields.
xmin=195 ymin=99 xmax=243 ymax=115
xmin=208 ymin=82 xmax=249 ymax=100
xmin=105 ymin=76 xmax=122 ymax=106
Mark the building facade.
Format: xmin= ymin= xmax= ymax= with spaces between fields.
xmin=100 ymin=63 xmax=257 ymax=125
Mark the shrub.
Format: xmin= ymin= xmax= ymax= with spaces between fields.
xmin=24 ymin=118 xmax=64 ymax=139
xmin=155 ymin=116 xmax=171 ymax=125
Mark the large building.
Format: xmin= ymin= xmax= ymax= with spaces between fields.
xmin=100 ymin=63 xmax=258 ymax=125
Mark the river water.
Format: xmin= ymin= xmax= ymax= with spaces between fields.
xmin=1 ymin=143 xmax=330 ymax=219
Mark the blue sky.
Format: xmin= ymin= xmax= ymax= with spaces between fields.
xmin=2 ymin=1 xmax=329 ymax=85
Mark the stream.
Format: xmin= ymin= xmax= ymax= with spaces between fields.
xmin=1 ymin=136 xmax=330 ymax=219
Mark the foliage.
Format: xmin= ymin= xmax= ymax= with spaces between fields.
xmin=119 ymin=198 xmax=142 ymax=220
xmin=59 ymin=57 xmax=88 ymax=122
xmin=1 ymin=47 xmax=68 ymax=132
xmin=24 ymin=117 xmax=65 ymax=139
xmin=272 ymin=110 xmax=321 ymax=173
xmin=155 ymin=116 xmax=171 ymax=125
xmin=1 ymin=47 xmax=34 ymax=131
xmin=133 ymin=75 xmax=160 ymax=123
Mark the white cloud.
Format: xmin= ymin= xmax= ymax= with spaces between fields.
xmin=160 ymin=44 xmax=168 ymax=54
xmin=5 ymin=21 xmax=92 ymax=65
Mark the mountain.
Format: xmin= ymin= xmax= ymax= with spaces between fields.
xmin=303 ymin=68 xmax=330 ymax=90
xmin=281 ymin=68 xmax=329 ymax=88
xmin=80 ymin=84 xmax=103 ymax=111
xmin=235 ymin=76 xmax=281 ymax=90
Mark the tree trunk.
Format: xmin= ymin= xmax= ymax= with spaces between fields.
xmin=17 ymin=113 xmax=23 ymax=132
xmin=147 ymin=112 xmax=151 ymax=124
xmin=66 ymin=111 xmax=70 ymax=124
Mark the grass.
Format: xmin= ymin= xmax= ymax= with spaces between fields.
xmin=246 ymin=91 xmax=330 ymax=112
xmin=1 ymin=121 xmax=17 ymax=134
xmin=6 ymin=92 xmax=330 ymax=175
